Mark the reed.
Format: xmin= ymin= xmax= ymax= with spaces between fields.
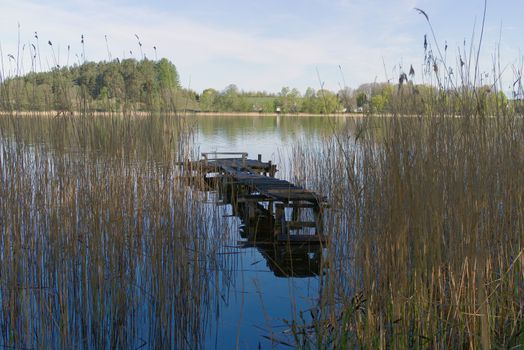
xmin=286 ymin=104 xmax=524 ymax=348
xmin=0 ymin=114 xmax=234 ymax=348
xmin=279 ymin=7 xmax=524 ymax=347
xmin=2 ymin=15 xmax=524 ymax=347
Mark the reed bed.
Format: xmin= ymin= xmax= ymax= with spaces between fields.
xmin=2 ymin=16 xmax=524 ymax=348
xmin=0 ymin=114 xmax=235 ymax=348
xmin=288 ymin=114 xmax=524 ymax=348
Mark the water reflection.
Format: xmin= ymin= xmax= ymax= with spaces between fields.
xmin=241 ymin=241 xmax=323 ymax=278
xmin=215 ymin=179 xmax=324 ymax=278
xmin=194 ymin=114 xmax=349 ymax=166
xmin=0 ymin=114 xmax=338 ymax=348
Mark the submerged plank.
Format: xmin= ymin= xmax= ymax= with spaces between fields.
xmin=275 ymin=234 xmax=327 ymax=244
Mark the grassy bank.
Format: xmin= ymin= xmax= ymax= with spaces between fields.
xmin=288 ymin=114 xmax=524 ymax=348
xmin=0 ymin=114 xmax=238 ymax=348
xmin=0 ymin=110 xmax=368 ymax=119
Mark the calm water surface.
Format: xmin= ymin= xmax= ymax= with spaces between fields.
xmin=194 ymin=115 xmax=343 ymax=349
xmin=0 ymin=114 xmax=349 ymax=349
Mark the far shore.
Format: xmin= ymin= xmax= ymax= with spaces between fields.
xmin=0 ymin=110 xmax=367 ymax=118
xmin=2 ymin=111 xmax=508 ymax=119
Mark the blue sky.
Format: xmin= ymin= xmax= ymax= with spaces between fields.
xmin=0 ymin=0 xmax=522 ymax=93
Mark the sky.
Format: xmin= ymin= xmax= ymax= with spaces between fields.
xmin=0 ymin=0 xmax=522 ymax=94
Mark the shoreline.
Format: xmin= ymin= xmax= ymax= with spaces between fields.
xmin=3 ymin=111 xmax=501 ymax=118
xmin=0 ymin=110 xmax=366 ymax=118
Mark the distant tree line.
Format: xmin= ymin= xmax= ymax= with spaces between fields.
xmin=198 ymin=85 xmax=344 ymax=114
xmin=0 ymin=58 xmax=193 ymax=113
xmin=197 ymin=81 xmax=513 ymax=117
xmin=0 ymin=58 xmax=517 ymax=116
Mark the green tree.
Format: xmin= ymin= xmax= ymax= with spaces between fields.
xmin=216 ymin=84 xmax=250 ymax=112
xmin=369 ymin=84 xmax=393 ymax=114
xmin=277 ymin=87 xmax=301 ymax=113
xmin=138 ymin=59 xmax=158 ymax=109
xmin=120 ymin=59 xmax=141 ymax=110
xmin=301 ymin=87 xmax=321 ymax=114
xmin=317 ymin=89 xmax=339 ymax=114
xmin=156 ymin=58 xmax=180 ymax=90
xmin=200 ymin=88 xmax=218 ymax=111
xmin=337 ymin=87 xmax=355 ymax=112
xmin=356 ymin=92 xmax=368 ymax=108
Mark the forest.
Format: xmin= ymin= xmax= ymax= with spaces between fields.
xmin=0 ymin=58 xmax=518 ymax=116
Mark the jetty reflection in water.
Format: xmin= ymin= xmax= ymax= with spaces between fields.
xmin=228 ymin=191 xmax=325 ymax=278
xmin=192 ymin=152 xmax=327 ymax=278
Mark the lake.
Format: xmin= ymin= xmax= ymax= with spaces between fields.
xmin=0 ymin=114 xmax=348 ymax=349
xmin=1 ymin=113 xmax=523 ymax=348
xmin=194 ymin=115 xmax=345 ymax=349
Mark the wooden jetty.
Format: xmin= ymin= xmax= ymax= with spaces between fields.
xmin=184 ymin=152 xmax=328 ymax=244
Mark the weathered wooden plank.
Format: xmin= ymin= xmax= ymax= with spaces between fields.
xmin=186 ymin=154 xmax=327 ymax=206
xmin=237 ymin=194 xmax=273 ymax=202
xmin=286 ymin=221 xmax=318 ymax=229
xmin=280 ymin=203 xmax=317 ymax=208
xmin=275 ymin=235 xmax=327 ymax=243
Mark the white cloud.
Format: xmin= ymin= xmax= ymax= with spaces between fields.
xmin=3 ymin=0 xmax=516 ymax=93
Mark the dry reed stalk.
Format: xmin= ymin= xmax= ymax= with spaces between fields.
xmin=288 ymin=111 xmax=524 ymax=348
xmin=0 ymin=114 xmax=237 ymax=348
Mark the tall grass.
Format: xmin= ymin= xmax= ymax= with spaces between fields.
xmin=282 ymin=6 xmax=524 ymax=347
xmin=2 ymin=14 xmax=524 ymax=348
xmin=0 ymin=32 xmax=313 ymax=349
xmin=0 ymin=114 xmax=234 ymax=348
xmin=290 ymin=115 xmax=523 ymax=348
xmin=0 ymin=29 xmax=197 ymax=116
